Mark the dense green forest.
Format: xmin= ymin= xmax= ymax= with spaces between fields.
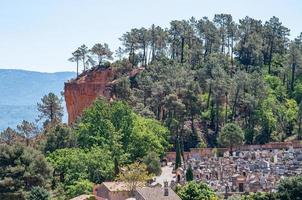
xmin=0 ymin=97 xmax=168 ymax=199
xmin=70 ymin=14 xmax=302 ymax=150
xmin=1 ymin=14 xmax=302 ymax=199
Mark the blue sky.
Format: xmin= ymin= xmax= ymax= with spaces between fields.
xmin=0 ymin=0 xmax=301 ymax=72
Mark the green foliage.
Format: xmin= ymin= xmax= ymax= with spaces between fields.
xmin=0 ymin=127 xmax=18 ymax=144
xmin=47 ymin=147 xmax=114 ymax=186
xmin=277 ymin=175 xmax=302 ymax=200
xmin=264 ymin=75 xmax=286 ymax=101
xmin=185 ymin=165 xmax=194 ymax=182
xmin=45 ymin=99 xmax=168 ymax=198
xmin=175 ymin=138 xmax=182 ymax=169
xmin=0 ymin=144 xmax=52 ymax=200
xmin=47 ymin=147 xmax=114 ymax=199
xmin=16 ymin=120 xmax=38 ymax=146
xmin=177 ymin=181 xmax=218 ymax=200
xmin=43 ymin=124 xmax=77 ymax=154
xmin=294 ymin=81 xmax=302 ymax=103
xmin=242 ymin=192 xmax=279 ymax=200
xmin=75 ymin=99 xmax=169 ymax=163
xmin=90 ymin=43 xmax=113 ymax=66
xmin=28 ymin=186 xmax=50 ymax=200
xmin=114 ymin=76 xmax=132 ymax=100
xmin=37 ymin=92 xmax=63 ymax=128
xmin=142 ymin=152 xmax=162 ymax=176
xmin=130 ymin=114 xmax=169 ymax=159
xmin=218 ymin=123 xmax=244 ymax=149
xmin=66 ymin=179 xmax=93 ymax=198
xmin=239 ymin=176 xmax=302 ymax=200
xmin=66 ymin=14 xmax=302 ymax=148
xmin=117 ymin=162 xmax=151 ymax=193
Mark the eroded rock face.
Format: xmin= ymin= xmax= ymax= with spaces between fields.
xmin=64 ymin=67 xmax=115 ymax=125
xmin=64 ymin=66 xmax=144 ymax=125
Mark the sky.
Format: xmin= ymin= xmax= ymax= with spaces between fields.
xmin=0 ymin=0 xmax=301 ymax=72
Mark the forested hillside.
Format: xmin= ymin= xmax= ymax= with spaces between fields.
xmin=2 ymin=14 xmax=302 ymax=200
xmin=70 ymin=14 xmax=302 ymax=149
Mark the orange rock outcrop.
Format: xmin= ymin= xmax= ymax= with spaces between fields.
xmin=64 ymin=67 xmax=144 ymax=125
xmin=64 ymin=67 xmax=116 ymax=125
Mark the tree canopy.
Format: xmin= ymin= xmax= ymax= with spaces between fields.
xmin=37 ymin=92 xmax=63 ymax=128
xmin=0 ymin=144 xmax=52 ymax=200
xmin=177 ymin=181 xmax=218 ymax=200
xmin=218 ymin=123 xmax=244 ymax=150
xmin=75 ymin=98 xmax=169 ymax=163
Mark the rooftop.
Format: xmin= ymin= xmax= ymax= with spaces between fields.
xmin=135 ymin=187 xmax=181 ymax=200
xmin=102 ymin=181 xmax=130 ymax=192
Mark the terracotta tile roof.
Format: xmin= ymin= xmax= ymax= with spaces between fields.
xmin=102 ymin=182 xmax=130 ymax=192
xmin=135 ymin=187 xmax=181 ymax=200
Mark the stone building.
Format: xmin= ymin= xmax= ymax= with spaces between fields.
xmin=94 ymin=182 xmax=131 ymax=200
xmin=93 ymin=181 xmax=181 ymax=200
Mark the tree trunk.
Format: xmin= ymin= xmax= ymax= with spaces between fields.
xmin=298 ymin=115 xmax=302 ymax=140
xmin=215 ymin=98 xmax=220 ymax=136
xmin=204 ymin=41 xmax=208 ymax=61
xmin=50 ymin=104 xmax=54 ymax=123
xmin=283 ymin=73 xmax=286 ymax=85
xmin=181 ymin=36 xmax=185 ymax=63
xmin=207 ymin=84 xmax=212 ymax=109
xmin=231 ymin=87 xmax=240 ymax=121
xmin=191 ymin=113 xmax=195 ymax=141
xmin=143 ymin=42 xmax=146 ymax=66
xmin=268 ymin=40 xmax=274 ymax=74
xmin=76 ymin=60 xmax=79 ymax=78
xmin=114 ymin=157 xmax=119 ymax=176
xmin=98 ymin=56 xmax=102 ymax=67
xmin=291 ymin=62 xmax=296 ymax=92
xmin=227 ymin=36 xmax=230 ymax=57
xmin=221 ymin=35 xmax=225 ymax=54
xmin=231 ymin=36 xmax=234 ymax=67
xmin=151 ymin=26 xmax=156 ymax=61
xmin=82 ymin=57 xmax=86 ymax=71
xmin=172 ymin=35 xmax=176 ymax=60
xmin=225 ymin=92 xmax=228 ymax=124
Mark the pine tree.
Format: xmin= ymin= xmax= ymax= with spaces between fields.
xmin=175 ymin=138 xmax=182 ymax=169
xmin=37 ymin=92 xmax=63 ymax=128
xmin=186 ymin=165 xmax=194 ymax=182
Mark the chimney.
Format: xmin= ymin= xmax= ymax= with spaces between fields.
xmin=164 ymin=181 xmax=169 ymax=196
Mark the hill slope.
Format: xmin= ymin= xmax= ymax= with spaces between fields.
xmin=0 ymin=69 xmax=75 ymax=130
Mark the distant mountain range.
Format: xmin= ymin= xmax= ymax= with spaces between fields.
xmin=0 ymin=69 xmax=76 ymax=131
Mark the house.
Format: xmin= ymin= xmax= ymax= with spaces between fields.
xmin=93 ymin=181 xmax=181 ymax=200
xmin=94 ymin=182 xmax=131 ymax=200
xmin=134 ymin=187 xmax=181 ymax=200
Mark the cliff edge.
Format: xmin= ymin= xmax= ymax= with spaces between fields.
xmin=64 ymin=66 xmax=144 ymax=125
xmin=64 ymin=67 xmax=115 ymax=125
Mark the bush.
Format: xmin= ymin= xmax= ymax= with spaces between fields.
xmin=66 ymin=179 xmax=93 ymax=199
xmin=28 ymin=186 xmax=50 ymax=200
xmin=277 ymin=176 xmax=302 ymax=200
xmin=143 ymin=152 xmax=162 ymax=176
xmin=177 ymin=181 xmax=218 ymax=200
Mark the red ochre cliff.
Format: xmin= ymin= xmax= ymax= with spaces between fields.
xmin=64 ymin=67 xmax=144 ymax=125
xmin=64 ymin=67 xmax=115 ymax=125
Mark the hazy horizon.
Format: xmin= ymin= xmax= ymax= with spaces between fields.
xmin=0 ymin=68 xmax=75 ymax=73
xmin=0 ymin=0 xmax=302 ymax=72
